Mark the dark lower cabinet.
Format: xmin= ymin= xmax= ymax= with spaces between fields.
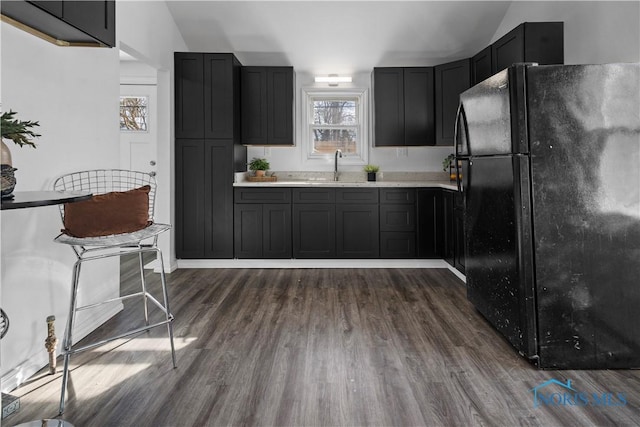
xmin=176 ymin=140 xmax=234 ymax=259
xmin=234 ymin=188 xmax=292 ymax=259
xmin=453 ymin=192 xmax=466 ymax=273
xmin=380 ymin=188 xmax=416 ymax=258
xmin=293 ymin=203 xmax=336 ymax=259
xmin=234 ymin=204 xmax=291 ymax=259
xmin=417 ymin=189 xmax=443 ymax=258
xmin=441 ymin=190 xmax=455 ymax=265
xmin=336 ymin=204 xmax=379 ymax=258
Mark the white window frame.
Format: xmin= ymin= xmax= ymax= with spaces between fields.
xmin=301 ymin=87 xmax=369 ymax=166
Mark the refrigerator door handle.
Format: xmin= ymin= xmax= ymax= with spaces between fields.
xmin=454 ymin=103 xmax=470 ymax=193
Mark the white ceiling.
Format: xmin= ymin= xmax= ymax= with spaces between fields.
xmin=165 ymin=1 xmax=513 ymax=74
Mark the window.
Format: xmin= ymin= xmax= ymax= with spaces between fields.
xmin=119 ymin=96 xmax=148 ymax=131
xmin=302 ymin=88 xmax=368 ymax=164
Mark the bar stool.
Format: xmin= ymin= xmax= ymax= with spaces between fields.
xmin=53 ymin=169 xmax=176 ymax=415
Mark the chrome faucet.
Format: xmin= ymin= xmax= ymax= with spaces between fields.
xmin=334 ymin=149 xmax=343 ymax=181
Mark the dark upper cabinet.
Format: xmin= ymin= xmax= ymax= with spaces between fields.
xmin=373 ymin=68 xmax=404 ymax=146
xmin=374 ymin=67 xmax=435 ymax=146
xmin=204 ymin=54 xmax=242 ymax=139
xmin=176 ymin=53 xmax=242 ymax=141
xmin=472 ymin=46 xmax=493 ymax=85
xmin=175 ymin=53 xmax=205 ymax=139
xmin=492 ymin=22 xmax=564 ymax=74
xmin=241 ymin=66 xmax=294 ymax=145
xmin=2 ymin=1 xmax=115 ymax=47
xmin=435 ymin=59 xmax=471 ymax=146
xmin=62 ymin=1 xmax=115 ymax=47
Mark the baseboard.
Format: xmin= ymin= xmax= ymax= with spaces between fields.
xmin=1 ymin=302 xmax=123 ymax=393
xmin=176 ymin=258 xmax=450 ymax=269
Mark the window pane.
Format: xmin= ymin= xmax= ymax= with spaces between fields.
xmin=312 ymin=128 xmax=358 ymax=154
xmin=313 ymin=100 xmax=357 ymax=125
xmin=120 ymin=96 xmax=148 ymax=131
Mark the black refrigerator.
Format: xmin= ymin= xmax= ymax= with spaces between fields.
xmin=455 ymin=63 xmax=640 ymax=369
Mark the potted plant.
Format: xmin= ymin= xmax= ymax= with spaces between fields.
xmin=248 ymin=157 xmax=270 ymax=177
xmin=1 ymin=110 xmax=40 ymax=198
xmin=442 ymin=153 xmax=456 ymax=181
xmin=364 ymin=164 xmax=380 ymax=182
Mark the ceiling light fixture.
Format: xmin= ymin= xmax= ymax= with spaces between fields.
xmin=314 ymin=74 xmax=352 ymax=85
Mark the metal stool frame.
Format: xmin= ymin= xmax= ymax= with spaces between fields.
xmin=53 ymin=170 xmax=176 ymax=415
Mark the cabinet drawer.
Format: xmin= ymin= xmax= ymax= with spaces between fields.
xmin=380 ymin=188 xmax=416 ymax=204
xmin=235 ymin=188 xmax=291 ymax=204
xmin=336 ymin=188 xmax=378 ymax=203
xmin=380 ymin=205 xmax=416 ymax=231
xmin=293 ymin=188 xmax=336 ymax=204
xmin=380 ymin=232 xmax=416 ymax=258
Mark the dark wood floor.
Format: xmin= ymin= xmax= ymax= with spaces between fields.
xmin=6 ymin=257 xmax=640 ymax=426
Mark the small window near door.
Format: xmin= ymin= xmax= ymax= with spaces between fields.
xmin=119 ymin=96 xmax=148 ymax=132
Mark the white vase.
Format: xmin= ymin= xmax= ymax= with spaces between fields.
xmin=1 ymin=139 xmax=17 ymax=198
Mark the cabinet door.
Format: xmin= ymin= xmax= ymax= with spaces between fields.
xmin=435 ymin=59 xmax=471 ymax=146
xmin=175 ymin=140 xmax=205 ymax=258
xmin=336 ymin=204 xmax=379 ymax=258
xmin=293 ymin=204 xmax=336 ymax=258
xmin=404 ymin=67 xmax=435 ymax=146
xmin=263 ymin=204 xmax=292 ymax=258
xmin=472 ymin=46 xmax=493 ymax=85
xmin=204 ymin=141 xmax=234 ymax=258
xmin=31 ymin=1 xmax=63 ymax=17
xmin=241 ymin=67 xmax=268 ymax=145
xmin=441 ymin=190 xmax=455 ymax=265
xmin=234 ymin=204 xmax=263 ymax=258
xmin=267 ymin=67 xmax=294 ymax=145
xmin=374 ymin=68 xmax=404 ymax=146
xmin=62 ymin=1 xmax=115 ymax=47
xmin=492 ymin=24 xmax=525 ymax=74
xmin=417 ymin=189 xmax=444 ymax=258
xmin=175 ymin=53 xmax=205 ymax=139
xmin=204 ymin=54 xmax=238 ymax=139
xmin=380 ymin=232 xmax=416 ymax=259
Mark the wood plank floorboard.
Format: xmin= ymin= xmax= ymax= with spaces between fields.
xmin=5 ymin=256 xmax=640 ymax=426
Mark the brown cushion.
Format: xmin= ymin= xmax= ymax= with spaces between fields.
xmin=62 ymin=185 xmax=152 ymax=238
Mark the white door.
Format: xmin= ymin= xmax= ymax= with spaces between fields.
xmin=119 ymin=84 xmax=157 ymax=174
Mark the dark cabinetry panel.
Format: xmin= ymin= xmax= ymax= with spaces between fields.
xmin=492 ymin=22 xmax=564 ymax=74
xmin=234 ymin=194 xmax=292 ymax=259
xmin=176 ymin=140 xmax=235 ymax=259
xmin=175 ymin=53 xmax=205 ymax=139
xmin=374 ymin=67 xmax=435 ymax=146
xmin=441 ymin=190 xmax=455 ymax=265
xmin=241 ymin=67 xmax=294 ymax=145
xmin=454 ymin=192 xmax=466 ymax=273
xmin=337 ymin=189 xmax=379 ymax=258
xmin=175 ymin=53 xmax=245 ymax=259
xmin=435 ymin=59 xmax=471 ymax=146
xmin=293 ymin=204 xmax=336 ymax=259
xmin=472 ymin=46 xmax=493 ymax=85
xmin=417 ymin=189 xmax=443 ymax=258
xmin=380 ymin=189 xmax=416 ymax=258
xmin=204 ymin=54 xmax=241 ymax=139
xmin=2 ymin=0 xmax=115 ymax=47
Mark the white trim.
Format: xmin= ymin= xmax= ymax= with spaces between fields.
xmin=177 ymin=258 xmax=452 ymax=269
xmin=301 ymin=87 xmax=369 ymax=167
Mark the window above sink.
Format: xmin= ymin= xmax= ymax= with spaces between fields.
xmin=301 ymin=87 xmax=369 ymax=166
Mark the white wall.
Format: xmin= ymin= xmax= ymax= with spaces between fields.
xmin=493 ymin=1 xmax=640 ymax=64
xmin=0 ymin=23 xmax=120 ymax=391
xmin=116 ymin=1 xmax=188 ymax=272
xmin=0 ymin=0 xmax=187 ymax=393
